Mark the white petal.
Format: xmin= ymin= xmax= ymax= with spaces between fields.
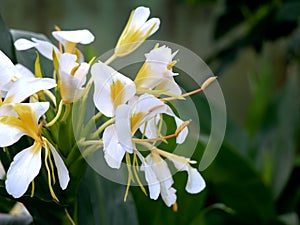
xmin=140 ymin=18 xmax=160 ymax=36
xmin=59 ymin=53 xmax=78 ymax=73
xmin=156 ymin=76 xmax=182 ymax=96
xmin=140 ymin=160 xmax=160 ymax=200
xmin=129 ymin=7 xmax=150 ymax=31
xmin=103 ymin=125 xmax=126 ymax=169
xmin=14 ymin=39 xmax=37 ymax=50
xmin=74 ymin=62 xmax=89 ymax=83
xmin=0 ymin=104 xmax=18 ymax=118
xmin=48 ymin=141 xmax=70 ymax=190
xmin=174 ymin=116 xmax=188 ymax=144
xmin=5 ymin=142 xmax=42 ymax=198
xmin=13 ymin=102 xmax=50 ymax=124
xmin=5 ymin=78 xmax=56 ymax=103
xmin=185 ymin=167 xmax=205 ymax=194
xmin=52 ymin=29 xmax=95 ymax=45
xmin=139 ymin=114 xmax=159 ymax=139
xmin=135 ymin=94 xmax=166 ymax=121
xmin=146 ymin=45 xmax=173 ymax=64
xmin=169 ymin=156 xmax=205 ymax=194
xmin=31 ymin=38 xmax=59 ymax=60
xmin=91 ymin=61 xmax=136 ymax=117
xmin=60 ymin=71 xmax=84 ymax=103
xmin=146 ymin=153 xmax=176 ymax=206
xmin=15 ymin=64 xmax=35 ymax=78
xmin=0 ymin=50 xmax=19 ymax=91
xmin=115 ymin=105 xmax=133 ymax=153
xmin=0 ymin=121 xmax=25 ymax=147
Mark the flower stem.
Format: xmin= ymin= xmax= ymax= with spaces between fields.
xmin=46 ymin=100 xmax=64 ymax=127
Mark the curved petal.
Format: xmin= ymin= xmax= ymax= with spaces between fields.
xmin=168 ymin=155 xmax=205 ymax=194
xmin=140 ymin=18 xmax=160 ymax=36
xmin=31 ymin=38 xmax=59 ymax=60
xmin=52 ymin=29 xmax=95 ymax=45
xmin=0 ymin=50 xmax=19 ymax=91
xmin=115 ymin=104 xmax=133 ymax=153
xmin=47 ymin=141 xmax=70 ymax=190
xmin=129 ymin=7 xmax=150 ymax=31
xmin=0 ymin=104 xmax=18 ymax=118
xmin=12 ymin=102 xmax=50 ymax=125
xmin=4 ymin=78 xmax=56 ymax=103
xmin=14 ymin=38 xmax=37 ymax=50
xmin=59 ymin=53 xmax=78 ymax=73
xmin=146 ymin=153 xmax=176 ymax=206
xmin=15 ymin=64 xmax=35 ymax=79
xmin=5 ymin=142 xmax=42 ymax=198
xmin=60 ymin=71 xmax=84 ymax=103
xmin=0 ymin=118 xmax=25 ymax=147
xmin=91 ymin=62 xmax=136 ymax=117
xmin=156 ymin=76 xmax=182 ymax=96
xmin=103 ymin=125 xmax=126 ymax=169
xmin=185 ymin=167 xmax=206 ymax=194
xmin=140 ymin=159 xmax=160 ymax=200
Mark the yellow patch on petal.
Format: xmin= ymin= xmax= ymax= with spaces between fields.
xmin=134 ymin=63 xmax=152 ymax=88
xmin=12 ymin=104 xmax=40 ymax=142
xmin=110 ymin=80 xmax=125 ymax=111
xmin=131 ymin=112 xmax=145 ymax=134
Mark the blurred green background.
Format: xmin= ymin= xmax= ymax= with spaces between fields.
xmin=0 ymin=0 xmax=299 ymax=224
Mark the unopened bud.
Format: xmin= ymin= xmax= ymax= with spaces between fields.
xmin=201 ymin=76 xmax=217 ymax=90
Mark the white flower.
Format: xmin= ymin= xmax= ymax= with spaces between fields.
xmin=14 ymin=38 xmax=60 ymax=60
xmin=59 ymin=53 xmax=90 ymax=103
xmin=115 ymin=6 xmax=160 ymax=57
xmin=14 ymin=29 xmax=94 ymax=60
xmin=91 ymin=61 xmax=136 ymax=117
xmin=135 ymin=45 xmax=181 ymax=96
xmin=0 ymin=102 xmax=69 ymax=198
xmin=141 ymin=152 xmax=177 ymax=207
xmin=102 ymin=94 xmax=188 ymax=168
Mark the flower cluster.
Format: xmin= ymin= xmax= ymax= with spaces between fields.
xmin=0 ymin=6 xmax=215 ymax=208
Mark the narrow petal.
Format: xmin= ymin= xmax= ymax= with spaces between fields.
xmin=103 ymin=125 xmax=126 ymax=169
xmin=5 ymin=142 xmax=42 ymax=198
xmin=146 ymin=153 xmax=176 ymax=206
xmin=140 ymin=18 xmax=160 ymax=36
xmin=140 ymin=159 xmax=160 ymax=200
xmin=115 ymin=105 xmax=133 ymax=153
xmin=4 ymin=78 xmax=56 ymax=103
xmin=14 ymin=38 xmax=37 ymax=50
xmin=91 ymin=62 xmax=136 ymax=117
xmin=48 ymin=141 xmax=70 ymax=190
xmin=52 ymin=29 xmax=95 ymax=45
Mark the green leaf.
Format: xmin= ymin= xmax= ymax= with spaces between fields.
xmin=204 ymin=144 xmax=276 ymax=224
xmin=77 ymin=166 xmax=139 ymax=225
xmin=0 ymin=14 xmax=16 ymax=63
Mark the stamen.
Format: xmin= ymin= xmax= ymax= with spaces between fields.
xmin=92 ymin=118 xmax=115 ymax=138
xmin=46 ymin=100 xmax=64 ymax=127
xmin=124 ymin=153 xmax=134 ymax=202
xmin=172 ymin=203 xmax=178 ymax=212
xmin=167 ymin=60 xmax=177 ymax=70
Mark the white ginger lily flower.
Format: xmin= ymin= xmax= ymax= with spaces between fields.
xmin=0 ymin=50 xmax=56 ymax=116
xmin=91 ymin=61 xmax=136 ymax=117
xmin=0 ymin=102 xmax=69 ymax=198
xmin=102 ymin=94 xmax=188 ymax=168
xmin=14 ymin=38 xmax=60 ymax=61
xmin=135 ymin=45 xmax=181 ymax=96
xmin=140 ymin=150 xmax=205 ymax=206
xmin=59 ymin=53 xmax=90 ymax=103
xmin=140 ymin=152 xmax=176 ymax=206
xmin=14 ymin=29 xmax=94 ymax=60
xmin=115 ymin=6 xmax=160 ymax=57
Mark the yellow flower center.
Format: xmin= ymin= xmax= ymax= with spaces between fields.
xmin=110 ymin=80 xmax=125 ymax=111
